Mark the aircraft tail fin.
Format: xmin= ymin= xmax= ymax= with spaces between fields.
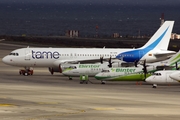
xmin=140 ymin=21 xmax=174 ymax=50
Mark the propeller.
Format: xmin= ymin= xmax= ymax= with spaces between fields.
xmin=134 ymin=60 xmax=138 ymax=67
xmin=108 ymin=56 xmax=112 ymax=68
xmin=175 ymin=62 xmax=179 ymax=70
xmin=142 ymin=60 xmax=147 ymax=79
xmin=100 ymin=56 xmax=103 ymax=64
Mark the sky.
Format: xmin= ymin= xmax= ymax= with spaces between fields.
xmin=0 ymin=0 xmax=180 ymax=6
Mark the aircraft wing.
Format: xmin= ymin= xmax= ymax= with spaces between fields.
xmin=52 ymin=58 xmax=139 ymax=69
xmin=153 ymin=50 xmax=176 ymax=58
xmin=53 ymin=59 xmax=108 ymax=65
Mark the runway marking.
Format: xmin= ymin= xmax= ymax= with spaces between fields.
xmin=37 ymin=102 xmax=59 ymax=105
xmin=25 ymin=109 xmax=85 ymax=120
xmin=94 ymin=108 xmax=116 ymax=110
xmin=0 ymin=103 xmax=15 ymax=107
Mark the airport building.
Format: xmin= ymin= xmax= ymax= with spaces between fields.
xmin=171 ymin=33 xmax=180 ymax=39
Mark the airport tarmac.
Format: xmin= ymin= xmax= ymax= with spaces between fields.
xmin=0 ymin=42 xmax=180 ymax=120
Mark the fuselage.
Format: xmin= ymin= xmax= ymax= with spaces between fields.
xmin=62 ymin=62 xmax=122 ymax=77
xmin=145 ymin=70 xmax=180 ymax=84
xmin=94 ymin=66 xmax=156 ymax=81
xmin=2 ymin=47 xmax=174 ymax=68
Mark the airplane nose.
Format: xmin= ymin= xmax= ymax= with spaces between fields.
xmin=2 ymin=56 xmax=8 ymax=64
xmin=62 ymin=71 xmax=68 ymax=76
xmin=145 ymin=76 xmax=157 ymax=84
xmin=2 ymin=56 xmax=12 ymax=65
xmin=94 ymin=74 xmax=103 ymax=80
xmin=145 ymin=77 xmax=151 ymax=82
xmin=62 ymin=68 xmax=72 ymax=76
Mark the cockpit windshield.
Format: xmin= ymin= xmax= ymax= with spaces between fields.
xmin=153 ymin=73 xmax=161 ymax=76
xmin=9 ymin=53 xmax=19 ymax=56
xmin=69 ymin=66 xmax=77 ymax=69
xmin=101 ymin=70 xmax=110 ymax=73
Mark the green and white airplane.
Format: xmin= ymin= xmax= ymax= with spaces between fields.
xmin=62 ymin=60 xmax=125 ymax=80
xmin=94 ymin=50 xmax=180 ymax=84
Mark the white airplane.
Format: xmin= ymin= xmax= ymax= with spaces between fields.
xmin=62 ymin=60 xmax=125 ymax=79
xmin=94 ymin=50 xmax=180 ymax=84
xmin=145 ymin=70 xmax=180 ymax=88
xmin=2 ymin=21 xmax=175 ymax=75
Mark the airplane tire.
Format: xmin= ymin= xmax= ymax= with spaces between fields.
xmin=152 ymin=84 xmax=157 ymax=88
xmin=24 ymin=72 xmax=28 ymax=76
xmin=101 ymin=81 xmax=106 ymax=84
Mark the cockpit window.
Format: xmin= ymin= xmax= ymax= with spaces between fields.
xmin=153 ymin=73 xmax=161 ymax=76
xmin=69 ymin=66 xmax=77 ymax=69
xmin=9 ymin=53 xmax=19 ymax=56
xmin=102 ymin=70 xmax=110 ymax=73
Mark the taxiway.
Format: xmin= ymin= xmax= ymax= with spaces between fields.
xmin=0 ymin=42 xmax=180 ymax=120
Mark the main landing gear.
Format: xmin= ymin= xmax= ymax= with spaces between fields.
xmin=152 ymin=84 xmax=157 ymax=88
xmin=19 ymin=67 xmax=33 ymax=76
xmin=101 ymin=81 xmax=106 ymax=84
xmin=68 ymin=76 xmax=73 ymax=80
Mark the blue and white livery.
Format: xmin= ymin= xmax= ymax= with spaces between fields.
xmin=117 ymin=21 xmax=175 ymax=62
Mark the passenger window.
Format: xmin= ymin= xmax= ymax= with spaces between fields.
xmin=102 ymin=70 xmax=110 ymax=73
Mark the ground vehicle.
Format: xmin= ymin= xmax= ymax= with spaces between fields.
xmin=80 ymin=75 xmax=88 ymax=84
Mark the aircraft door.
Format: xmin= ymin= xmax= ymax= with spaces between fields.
xmin=25 ymin=49 xmax=31 ymax=60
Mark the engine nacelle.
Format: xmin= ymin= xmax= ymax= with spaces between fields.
xmin=48 ymin=64 xmax=72 ymax=75
xmin=48 ymin=67 xmax=60 ymax=75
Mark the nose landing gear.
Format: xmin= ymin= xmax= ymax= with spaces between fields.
xmin=19 ymin=67 xmax=33 ymax=76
